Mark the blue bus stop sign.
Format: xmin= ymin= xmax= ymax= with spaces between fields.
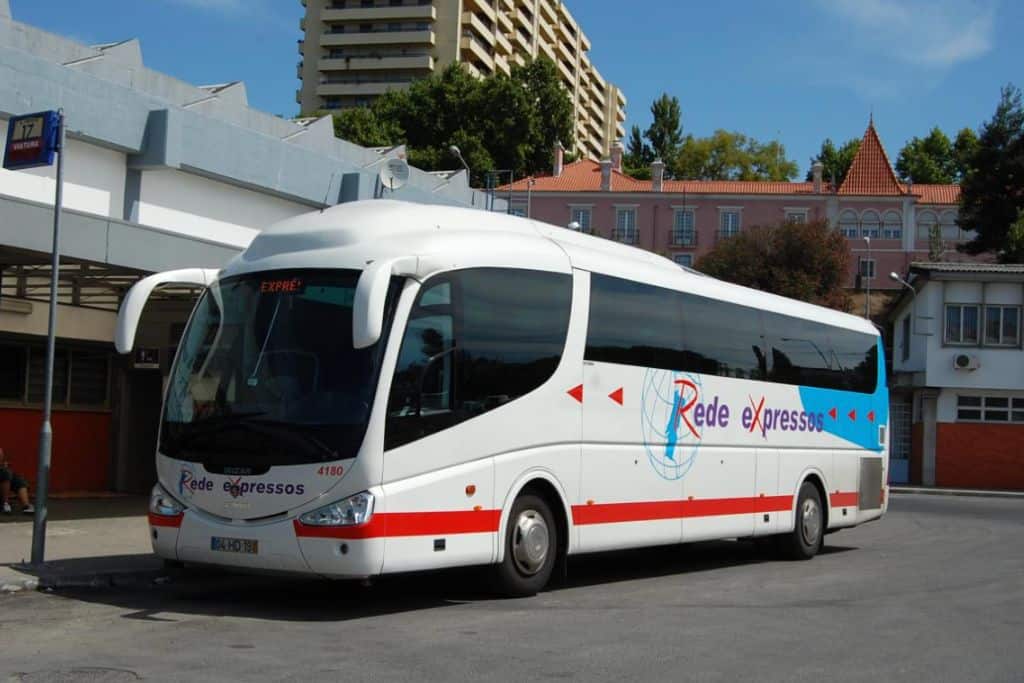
xmin=3 ymin=110 xmax=60 ymax=170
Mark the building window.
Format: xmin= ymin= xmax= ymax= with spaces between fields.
xmin=957 ymin=395 xmax=1024 ymax=423
xmin=860 ymin=210 xmax=880 ymax=239
xmin=0 ymin=344 xmax=26 ymax=400
xmin=839 ymin=210 xmax=858 ymax=238
xmin=901 ymin=315 xmax=911 ymax=362
xmin=673 ymin=254 xmax=693 ymax=268
xmin=883 ymin=211 xmax=902 ymax=239
xmin=859 ymin=258 xmax=876 ymax=279
xmin=0 ymin=343 xmax=109 ymax=407
xmin=672 ymin=209 xmax=695 ymax=246
xmin=719 ymin=210 xmax=740 ymax=238
xmin=940 ymin=212 xmax=961 ymax=240
xmin=916 ymin=210 xmax=938 ymax=239
xmin=785 ymin=210 xmax=808 ymax=224
xmin=984 ymin=306 xmax=1021 ymax=347
xmin=945 ymin=304 xmax=980 ymax=345
xmin=570 ymin=206 xmax=591 ymax=232
xmin=613 ymin=208 xmax=637 ymax=243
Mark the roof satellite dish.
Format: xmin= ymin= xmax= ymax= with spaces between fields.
xmin=379 ymin=157 xmax=409 ymax=192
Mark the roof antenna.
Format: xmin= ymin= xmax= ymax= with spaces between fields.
xmin=321 ymin=171 xmax=337 ymax=213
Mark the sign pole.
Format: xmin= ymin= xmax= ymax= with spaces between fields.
xmin=30 ymin=111 xmax=65 ymax=566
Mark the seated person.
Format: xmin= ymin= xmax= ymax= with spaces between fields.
xmin=0 ymin=448 xmax=34 ymax=514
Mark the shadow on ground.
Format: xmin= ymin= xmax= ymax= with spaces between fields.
xmin=0 ymin=497 xmax=147 ymax=525
xmin=39 ymin=540 xmax=856 ymax=623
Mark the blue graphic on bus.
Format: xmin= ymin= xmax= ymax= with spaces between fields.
xmin=641 ymin=369 xmax=702 ymax=480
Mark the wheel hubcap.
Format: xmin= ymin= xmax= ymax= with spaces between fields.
xmin=512 ymin=509 xmax=550 ymax=576
xmin=801 ymin=498 xmax=821 ymax=547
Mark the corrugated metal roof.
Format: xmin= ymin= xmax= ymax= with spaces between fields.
xmin=910 ymin=261 xmax=1024 ymax=274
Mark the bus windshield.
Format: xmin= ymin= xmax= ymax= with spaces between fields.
xmin=160 ymin=269 xmax=397 ymax=469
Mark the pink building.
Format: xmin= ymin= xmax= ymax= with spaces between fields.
xmin=506 ymin=121 xmax=975 ymax=290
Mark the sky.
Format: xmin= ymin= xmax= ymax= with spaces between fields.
xmin=10 ymin=0 xmax=1022 ymax=178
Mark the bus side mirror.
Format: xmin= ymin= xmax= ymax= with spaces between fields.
xmin=353 ymin=256 xmax=418 ymax=349
xmin=115 ymin=268 xmax=219 ymax=354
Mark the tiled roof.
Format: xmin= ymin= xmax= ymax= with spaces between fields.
xmin=838 ymin=121 xmax=906 ymax=196
xmin=911 ymin=184 xmax=960 ymax=204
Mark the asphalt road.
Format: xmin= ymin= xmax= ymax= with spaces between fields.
xmin=3 ymin=494 xmax=1023 ymax=682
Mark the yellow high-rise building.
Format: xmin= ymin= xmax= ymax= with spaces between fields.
xmin=297 ymin=0 xmax=626 ymax=160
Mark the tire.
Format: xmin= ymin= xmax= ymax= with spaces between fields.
xmin=782 ymin=481 xmax=824 ymax=560
xmin=492 ymin=493 xmax=559 ymax=597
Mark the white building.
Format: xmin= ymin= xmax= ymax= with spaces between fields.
xmin=889 ymin=262 xmax=1024 ymax=489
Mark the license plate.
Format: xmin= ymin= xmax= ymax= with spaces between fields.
xmin=210 ymin=536 xmax=259 ymax=554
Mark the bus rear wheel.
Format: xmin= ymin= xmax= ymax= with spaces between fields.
xmin=492 ymin=493 xmax=558 ymax=597
xmin=782 ymin=482 xmax=824 ymax=560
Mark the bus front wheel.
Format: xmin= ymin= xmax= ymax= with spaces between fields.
xmin=783 ymin=482 xmax=824 ymax=560
xmin=493 ymin=493 xmax=558 ymax=597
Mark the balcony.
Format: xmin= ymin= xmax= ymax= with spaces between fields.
xmin=297 ymin=39 xmax=304 ymax=55
xmin=494 ymin=29 xmax=513 ymax=55
xmin=611 ymin=229 xmax=639 ymax=245
xmin=316 ymin=79 xmax=412 ymax=97
xmin=716 ymin=228 xmax=741 ymax=242
xmin=320 ymin=29 xmax=435 ymax=48
xmin=460 ymin=33 xmax=495 ymax=71
xmin=318 ymin=53 xmax=434 ymax=71
xmin=321 ymin=5 xmax=436 ymax=23
xmin=538 ymin=40 xmax=556 ymax=62
xmin=462 ymin=11 xmax=496 ymax=46
xmin=670 ymin=230 xmax=698 ymax=248
xmin=465 ymin=0 xmax=496 ymax=23
xmin=538 ymin=19 xmax=557 ymax=44
xmin=539 ymin=0 xmax=558 ymax=24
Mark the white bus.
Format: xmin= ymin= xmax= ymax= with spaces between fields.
xmin=118 ymin=200 xmax=888 ymax=596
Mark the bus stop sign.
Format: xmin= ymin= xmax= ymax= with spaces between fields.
xmin=4 ymin=111 xmax=60 ymax=170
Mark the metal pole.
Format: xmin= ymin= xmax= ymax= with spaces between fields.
xmin=31 ymin=111 xmax=64 ymax=565
xmin=507 ymin=170 xmax=514 ymax=215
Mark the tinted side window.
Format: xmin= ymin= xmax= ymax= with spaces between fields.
xmin=765 ymin=313 xmax=877 ymax=393
xmin=585 ymin=274 xmax=766 ymax=380
xmin=385 ymin=268 xmax=572 ymax=450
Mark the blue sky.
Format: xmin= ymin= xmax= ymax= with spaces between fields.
xmin=11 ymin=0 xmax=1021 ymax=177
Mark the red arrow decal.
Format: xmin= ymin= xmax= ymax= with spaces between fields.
xmin=867 ymin=410 xmax=875 ymax=423
xmin=828 ymin=407 xmax=837 ymax=420
xmin=609 ymin=387 xmax=623 ymax=405
xmin=568 ymin=384 xmax=583 ymax=403
xmin=848 ymin=409 xmax=857 ymax=421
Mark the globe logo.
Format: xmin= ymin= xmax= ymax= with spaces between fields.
xmin=640 ymin=368 xmax=703 ymax=480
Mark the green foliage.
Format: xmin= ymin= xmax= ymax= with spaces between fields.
xmin=624 ymin=124 xmax=653 ymax=178
xmin=305 ymin=59 xmax=573 ymax=185
xmin=644 ymin=94 xmax=684 ymax=169
xmin=928 ymin=223 xmax=946 ymax=261
xmin=675 ymin=130 xmax=799 ymax=181
xmin=895 ymin=127 xmax=958 ymax=184
xmin=806 ymin=138 xmax=860 ymax=186
xmin=959 ymin=84 xmax=1024 ymax=257
xmin=1002 ymin=209 xmax=1024 ymax=263
xmin=953 ymin=127 xmax=980 ymax=179
xmin=696 ymin=219 xmax=851 ymax=311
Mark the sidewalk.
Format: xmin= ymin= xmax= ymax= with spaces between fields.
xmin=0 ymin=496 xmax=162 ymax=593
xmin=890 ymin=485 xmax=1024 ymax=499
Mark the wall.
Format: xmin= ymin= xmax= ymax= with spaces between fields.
xmin=136 ymin=169 xmax=310 ymax=247
xmin=0 ymin=407 xmax=111 ymax=492
xmin=0 ymin=298 xmax=117 ymax=342
xmin=0 ymin=127 xmax=126 ymax=218
xmin=935 ymin=422 xmax=1024 ymax=489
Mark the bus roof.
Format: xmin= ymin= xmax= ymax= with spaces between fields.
xmin=225 ymin=200 xmax=877 ymax=336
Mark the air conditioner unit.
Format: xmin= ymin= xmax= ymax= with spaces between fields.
xmin=953 ymin=353 xmax=981 ymax=371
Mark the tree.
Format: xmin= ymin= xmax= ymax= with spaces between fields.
xmin=1005 ymin=209 xmax=1024 ymax=263
xmin=695 ymin=219 xmax=851 ymax=311
xmin=959 ymin=84 xmax=1024 ymax=257
xmin=624 ymin=124 xmax=653 ymax=178
xmin=302 ymin=58 xmax=574 ymax=186
xmin=675 ymin=130 xmax=798 ymax=181
xmin=806 ymin=138 xmax=860 ymax=186
xmin=644 ymin=94 xmax=684 ymax=170
xmin=895 ymin=127 xmax=957 ymax=184
xmin=953 ymin=127 xmax=980 ymax=179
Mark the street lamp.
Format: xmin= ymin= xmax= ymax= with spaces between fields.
xmin=890 ymin=271 xmax=919 ymax=334
xmin=449 ymin=145 xmax=470 ymax=175
xmin=863 ymin=235 xmax=872 ymax=319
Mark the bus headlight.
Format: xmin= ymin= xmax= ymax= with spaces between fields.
xmin=149 ymin=484 xmax=184 ymax=517
xmin=299 ymin=491 xmax=375 ymax=526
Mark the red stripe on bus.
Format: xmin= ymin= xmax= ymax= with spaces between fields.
xmin=148 ymin=512 xmax=183 ymax=528
xmin=570 ymin=495 xmax=794 ymax=526
xmin=830 ymin=492 xmax=859 ymax=507
xmin=293 ymin=509 xmax=502 ymax=540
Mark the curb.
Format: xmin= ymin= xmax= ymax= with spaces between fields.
xmin=890 ymin=486 xmax=1024 ymax=500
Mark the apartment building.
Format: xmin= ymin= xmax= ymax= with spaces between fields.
xmin=297 ymin=0 xmax=627 ymax=160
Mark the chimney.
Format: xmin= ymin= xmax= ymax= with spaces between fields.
xmin=610 ymin=140 xmax=624 ymax=173
xmin=600 ymin=159 xmax=612 ymax=191
xmin=553 ymin=141 xmax=565 ymax=177
xmin=812 ymin=161 xmax=824 ymax=194
xmin=651 ymin=159 xmax=665 ymax=193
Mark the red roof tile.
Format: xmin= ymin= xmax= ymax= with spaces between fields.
xmin=838 ymin=121 xmax=905 ymax=196
xmin=911 ymin=184 xmax=960 ymax=204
